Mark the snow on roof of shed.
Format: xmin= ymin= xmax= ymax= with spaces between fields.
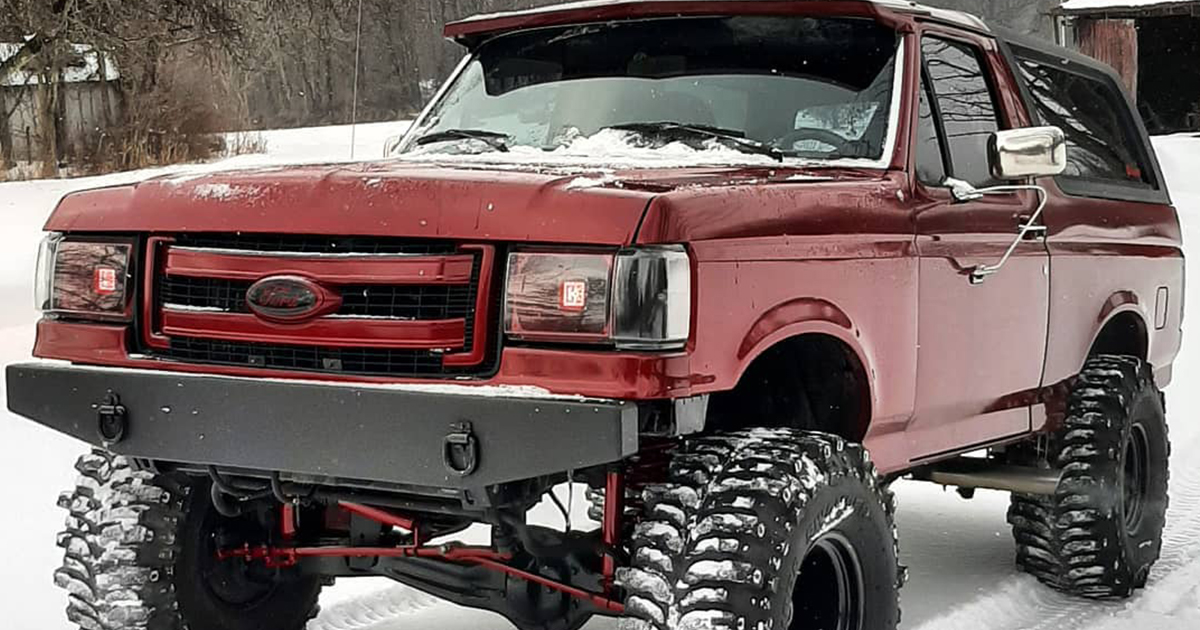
xmin=0 ymin=42 xmax=119 ymax=87
xmin=1057 ymin=0 xmax=1200 ymax=15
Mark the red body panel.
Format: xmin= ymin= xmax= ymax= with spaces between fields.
xmin=159 ymin=310 xmax=467 ymax=350
xmin=32 ymin=4 xmax=1185 ymax=476
xmin=1039 ymin=181 xmax=1184 ymax=392
xmin=904 ymin=28 xmax=1048 ymax=462
xmin=165 ymin=248 xmax=476 ymax=284
xmin=34 ymin=320 xmax=692 ymax=399
xmin=46 ymin=164 xmax=657 ymax=246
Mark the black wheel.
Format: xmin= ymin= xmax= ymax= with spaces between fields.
xmin=618 ymin=429 xmax=902 ymax=630
xmin=1008 ymin=355 xmax=1170 ymax=598
xmin=54 ymin=451 xmax=322 ymax=630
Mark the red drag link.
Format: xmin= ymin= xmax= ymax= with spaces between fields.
xmin=469 ymin=556 xmax=626 ymax=614
xmin=218 ymin=543 xmax=625 ymax=613
xmin=221 ymin=499 xmax=625 ymax=613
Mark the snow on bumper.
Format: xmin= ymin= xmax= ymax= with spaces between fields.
xmin=5 ymin=362 xmax=638 ymax=489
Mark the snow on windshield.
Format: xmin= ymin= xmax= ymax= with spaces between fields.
xmin=399 ymin=15 xmax=902 ymax=169
xmin=398 ymin=128 xmax=789 ymax=169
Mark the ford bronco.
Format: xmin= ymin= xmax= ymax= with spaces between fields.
xmin=7 ymin=2 xmax=1184 ymax=630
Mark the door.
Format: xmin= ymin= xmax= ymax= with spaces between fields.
xmin=907 ymin=35 xmax=1050 ymax=460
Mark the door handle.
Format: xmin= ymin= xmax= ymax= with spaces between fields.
xmin=1017 ymin=215 xmax=1047 ymax=241
xmin=969 ymin=187 xmax=1049 ymax=285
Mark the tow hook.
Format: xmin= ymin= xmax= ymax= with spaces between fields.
xmin=443 ymin=421 xmax=479 ymax=476
xmin=96 ymin=392 xmax=128 ymax=445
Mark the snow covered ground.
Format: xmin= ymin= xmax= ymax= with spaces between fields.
xmin=1 ymin=124 xmax=1199 ymax=630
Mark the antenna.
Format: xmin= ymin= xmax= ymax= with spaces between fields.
xmin=349 ymin=0 xmax=365 ymax=160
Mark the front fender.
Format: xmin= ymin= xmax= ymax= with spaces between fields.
xmin=734 ymin=297 xmax=875 ymax=401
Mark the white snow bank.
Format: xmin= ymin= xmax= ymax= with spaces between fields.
xmin=244 ymin=121 xmax=412 ymax=164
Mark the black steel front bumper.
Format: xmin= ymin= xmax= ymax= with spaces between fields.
xmin=6 ymin=363 xmax=638 ymax=491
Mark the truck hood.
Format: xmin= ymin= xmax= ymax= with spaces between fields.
xmin=45 ymin=160 xmax=883 ymax=245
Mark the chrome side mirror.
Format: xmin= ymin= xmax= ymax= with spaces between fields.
xmin=989 ymin=126 xmax=1067 ymax=180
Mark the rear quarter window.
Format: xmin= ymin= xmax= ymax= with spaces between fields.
xmin=1010 ymin=47 xmax=1165 ymax=202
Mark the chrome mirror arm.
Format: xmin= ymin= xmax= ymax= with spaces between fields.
xmin=963 ymin=184 xmax=1049 ymax=284
xmin=944 ymin=177 xmax=986 ymax=203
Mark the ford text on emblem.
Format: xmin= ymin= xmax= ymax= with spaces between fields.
xmin=246 ymin=276 xmax=336 ymax=322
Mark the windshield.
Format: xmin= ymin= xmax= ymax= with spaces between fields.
xmin=400 ymin=16 xmax=901 ymax=165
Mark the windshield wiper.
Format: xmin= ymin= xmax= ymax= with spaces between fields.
xmin=605 ymin=122 xmax=783 ymax=162
xmin=414 ymin=129 xmax=510 ymax=152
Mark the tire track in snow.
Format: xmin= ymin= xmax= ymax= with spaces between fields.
xmin=910 ymin=421 xmax=1200 ymax=630
xmin=309 ymin=585 xmax=440 ymax=630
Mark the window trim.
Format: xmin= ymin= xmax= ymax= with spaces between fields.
xmin=1005 ymin=40 xmax=1171 ymax=206
xmin=920 ymin=34 xmax=1005 ymax=188
xmin=916 ymin=64 xmax=951 ymax=186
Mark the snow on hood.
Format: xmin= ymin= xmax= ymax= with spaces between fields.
xmin=397 ymin=128 xmax=886 ymax=171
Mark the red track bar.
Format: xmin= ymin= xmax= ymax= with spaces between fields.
xmin=166 ymin=247 xmax=476 ymax=284
xmin=292 ymin=546 xmax=507 ymax=561
xmin=160 ymin=309 xmax=466 ymax=349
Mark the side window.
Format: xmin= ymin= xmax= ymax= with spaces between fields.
xmin=922 ymin=37 xmax=1001 ymax=187
xmin=915 ymin=73 xmax=947 ymax=185
xmin=1016 ymin=58 xmax=1151 ymax=186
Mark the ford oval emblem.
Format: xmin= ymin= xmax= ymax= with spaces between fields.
xmin=246 ymin=276 xmax=330 ymax=322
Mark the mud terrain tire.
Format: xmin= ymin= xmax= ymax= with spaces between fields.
xmin=618 ymin=429 xmax=902 ymax=630
xmin=54 ymin=451 xmax=322 ymax=630
xmin=1008 ymin=355 xmax=1169 ymax=598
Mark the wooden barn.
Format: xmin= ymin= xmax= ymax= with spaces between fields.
xmin=0 ymin=43 xmax=120 ymax=168
xmin=1054 ymin=0 xmax=1200 ymax=133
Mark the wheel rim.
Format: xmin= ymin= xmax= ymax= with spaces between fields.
xmin=1123 ymin=423 xmax=1150 ymax=534
xmin=790 ymin=534 xmax=864 ymax=630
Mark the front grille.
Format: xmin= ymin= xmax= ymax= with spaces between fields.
xmin=145 ymin=235 xmax=496 ymax=378
xmin=165 ymin=337 xmax=452 ymax=376
xmin=340 ymin=285 xmax=473 ymax=320
xmin=160 ymin=277 xmax=475 ymax=321
xmin=160 ymin=277 xmax=248 ymax=312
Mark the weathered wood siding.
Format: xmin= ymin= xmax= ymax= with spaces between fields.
xmin=1076 ymin=18 xmax=1140 ymax=97
xmin=0 ymin=81 xmax=119 ymax=163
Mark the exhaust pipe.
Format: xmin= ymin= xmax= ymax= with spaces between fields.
xmin=915 ymin=458 xmax=1061 ymax=495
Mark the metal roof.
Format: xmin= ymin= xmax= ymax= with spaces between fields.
xmin=0 ymin=42 xmax=119 ymax=87
xmin=1055 ymin=0 xmax=1200 ymax=16
xmin=446 ymin=0 xmax=990 ymax=45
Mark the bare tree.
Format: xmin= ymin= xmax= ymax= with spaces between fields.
xmin=1 ymin=0 xmax=243 ymax=174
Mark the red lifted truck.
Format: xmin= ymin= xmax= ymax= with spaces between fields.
xmin=7 ymin=2 xmax=1184 ymax=629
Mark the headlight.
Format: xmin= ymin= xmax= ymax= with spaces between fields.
xmin=504 ymin=246 xmax=691 ymax=349
xmin=35 ymin=233 xmax=134 ymax=321
xmin=34 ymin=233 xmax=61 ymax=311
xmin=612 ymin=247 xmax=691 ymax=348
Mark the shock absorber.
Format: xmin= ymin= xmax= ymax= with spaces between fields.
xmin=587 ymin=441 xmax=675 ymax=535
